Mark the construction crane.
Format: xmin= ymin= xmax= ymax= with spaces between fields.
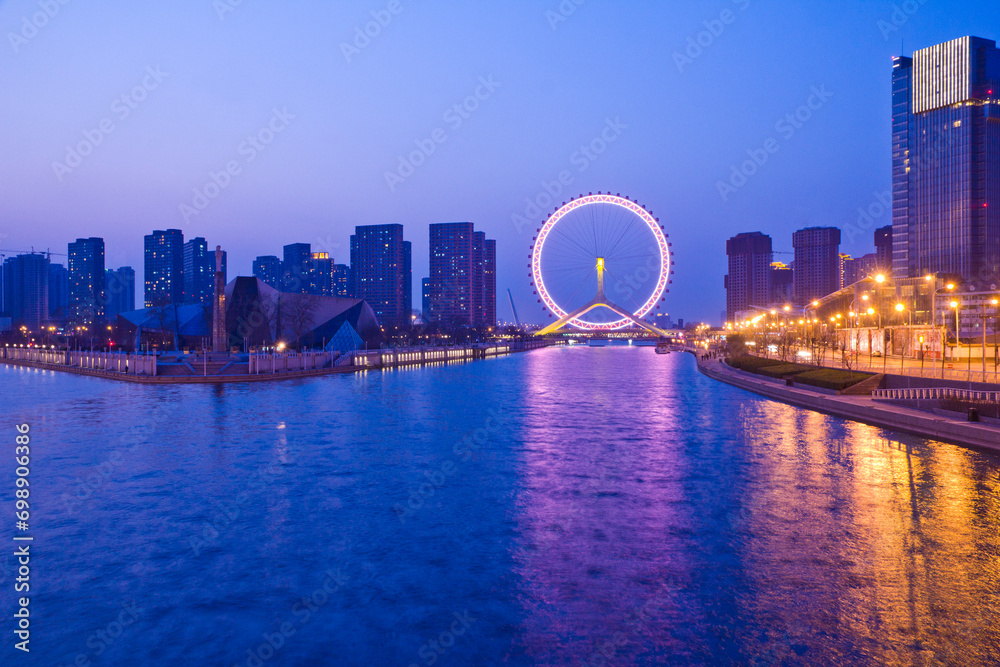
xmin=0 ymin=248 xmax=68 ymax=257
xmin=507 ymin=288 xmax=521 ymax=328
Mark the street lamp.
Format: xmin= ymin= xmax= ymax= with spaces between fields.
xmin=895 ymin=303 xmax=911 ymax=372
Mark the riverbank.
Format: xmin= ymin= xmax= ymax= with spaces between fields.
xmin=0 ymin=340 xmax=558 ymax=384
xmin=696 ymin=355 xmax=1000 ymax=453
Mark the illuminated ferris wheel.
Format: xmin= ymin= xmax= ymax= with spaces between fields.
xmin=530 ymin=193 xmax=672 ymax=336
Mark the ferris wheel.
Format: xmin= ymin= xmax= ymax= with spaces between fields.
xmin=530 ymin=193 xmax=672 ymax=336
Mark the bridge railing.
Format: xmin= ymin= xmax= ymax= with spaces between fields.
xmin=872 ymin=387 xmax=1000 ymax=403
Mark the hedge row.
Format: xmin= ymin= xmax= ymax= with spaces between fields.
xmin=726 ymin=355 xmax=873 ymax=390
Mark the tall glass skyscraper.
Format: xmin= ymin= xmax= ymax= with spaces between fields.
xmin=892 ymin=36 xmax=1000 ymax=282
xmin=2 ymin=253 xmax=49 ymax=331
xmin=725 ymin=232 xmax=772 ymax=321
xmin=144 ymin=229 xmax=184 ymax=308
xmin=105 ymin=267 xmax=136 ymax=320
xmin=68 ymin=237 xmax=105 ymax=326
xmin=792 ymin=227 xmax=841 ymax=306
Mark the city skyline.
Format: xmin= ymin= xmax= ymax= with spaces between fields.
xmin=4 ymin=2 xmax=998 ymax=324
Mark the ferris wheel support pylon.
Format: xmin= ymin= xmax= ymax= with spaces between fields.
xmin=534 ymin=257 xmax=669 ymax=337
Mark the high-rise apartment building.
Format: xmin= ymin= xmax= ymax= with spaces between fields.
xmin=792 ymin=227 xmax=841 ymax=305
xmin=282 ymin=243 xmax=312 ymax=294
xmin=724 ymin=232 xmax=772 ymax=321
xmin=105 ymin=267 xmax=136 ymax=320
xmin=892 ymin=37 xmax=1000 ymax=282
xmin=253 ymin=256 xmax=282 ymax=288
xmin=350 ymin=224 xmax=411 ymax=331
xmin=48 ymin=263 xmax=69 ymax=321
xmin=182 ymin=238 xmax=225 ymax=308
xmin=308 ymin=253 xmax=332 ymax=296
xmin=874 ymin=225 xmax=893 ymax=269
xmin=331 ymin=264 xmax=351 ymax=297
xmin=2 ymin=253 xmax=49 ymax=331
xmin=429 ymin=222 xmax=496 ymax=327
xmin=144 ymin=229 xmax=184 ymax=307
xmin=421 ymin=277 xmax=430 ymax=322
xmin=769 ymin=261 xmax=793 ymax=306
xmin=68 ymin=237 xmax=105 ymax=326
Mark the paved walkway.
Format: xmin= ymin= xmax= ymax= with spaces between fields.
xmin=697 ymin=357 xmax=1000 ymax=453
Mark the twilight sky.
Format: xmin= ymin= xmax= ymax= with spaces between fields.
xmin=1 ymin=0 xmax=998 ymax=324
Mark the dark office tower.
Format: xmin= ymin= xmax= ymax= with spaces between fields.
xmin=892 ymin=37 xmax=1000 ymax=281
xmin=183 ymin=237 xmax=213 ymax=307
xmin=724 ymin=232 xmax=772 ymax=321
xmin=402 ymin=240 xmax=412 ymax=323
xmin=252 ymin=255 xmax=282 ymax=288
xmin=473 ymin=231 xmax=485 ymax=326
xmin=429 ymin=222 xmax=475 ymax=325
xmin=792 ymin=227 xmax=841 ymax=305
xmin=144 ymin=229 xmax=184 ymax=308
xmin=282 ymin=243 xmax=312 ymax=294
xmin=331 ymin=264 xmax=352 ymax=297
xmin=421 ymin=277 xmax=430 ymax=322
xmin=349 ymin=224 xmax=411 ymax=331
xmin=2 ymin=253 xmax=49 ymax=331
xmin=483 ymin=239 xmax=496 ymax=327
xmin=105 ymin=267 xmax=136 ymax=320
xmin=68 ymin=237 xmax=105 ymax=326
xmin=308 ymin=253 xmax=332 ymax=296
xmin=874 ymin=226 xmax=893 ymax=270
xmin=48 ymin=263 xmax=69 ymax=321
xmin=769 ymin=261 xmax=793 ymax=305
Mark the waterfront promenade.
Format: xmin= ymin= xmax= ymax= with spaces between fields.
xmin=697 ymin=355 xmax=1000 ymax=452
xmin=0 ymin=340 xmax=556 ymax=383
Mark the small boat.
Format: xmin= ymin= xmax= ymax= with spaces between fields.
xmin=655 ymin=339 xmax=671 ymax=354
xmin=587 ymin=338 xmax=609 ymax=347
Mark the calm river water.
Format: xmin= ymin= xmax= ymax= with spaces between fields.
xmin=1 ymin=346 xmax=999 ymax=666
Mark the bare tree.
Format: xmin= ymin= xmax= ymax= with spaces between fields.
xmin=281 ymin=296 xmax=317 ymax=349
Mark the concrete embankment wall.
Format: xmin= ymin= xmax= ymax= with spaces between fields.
xmin=696 ymin=358 xmax=1000 ymax=454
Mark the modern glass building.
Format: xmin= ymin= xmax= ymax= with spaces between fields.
xmin=724 ymin=232 xmax=772 ymax=321
xmin=892 ymin=36 xmax=1000 ymax=282
xmin=792 ymin=226 xmax=841 ymax=306
xmin=68 ymin=237 xmax=106 ymax=326
xmin=350 ymin=224 xmax=412 ymax=331
xmin=429 ymin=222 xmax=496 ymax=327
xmin=144 ymin=229 xmax=184 ymax=308
xmin=308 ymin=252 xmax=332 ymax=296
xmin=252 ymin=255 xmax=282 ymax=288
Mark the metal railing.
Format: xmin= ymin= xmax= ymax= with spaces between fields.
xmin=872 ymin=387 xmax=1000 ymax=403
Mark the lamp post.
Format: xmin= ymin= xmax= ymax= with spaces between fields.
xmin=895 ymin=303 xmax=911 ymax=373
xmin=931 ymin=280 xmax=956 ymax=377
xmin=950 ymin=299 xmax=962 ymax=380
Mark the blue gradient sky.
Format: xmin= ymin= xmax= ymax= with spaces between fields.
xmin=1 ymin=0 xmax=997 ymax=324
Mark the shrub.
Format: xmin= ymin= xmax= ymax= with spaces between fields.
xmin=793 ymin=369 xmax=872 ymax=391
xmin=758 ymin=363 xmax=811 ymax=378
